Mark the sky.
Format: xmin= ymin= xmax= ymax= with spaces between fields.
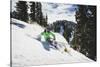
xmin=42 ymin=2 xmax=77 ymax=24
xmin=11 ymin=0 xmax=78 ymax=24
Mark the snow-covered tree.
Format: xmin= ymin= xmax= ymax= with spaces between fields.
xmin=15 ymin=1 xmax=28 ymax=22
xmin=74 ymin=5 xmax=96 ymax=61
xmin=30 ymin=2 xmax=36 ymax=22
xmin=29 ymin=2 xmax=47 ymax=27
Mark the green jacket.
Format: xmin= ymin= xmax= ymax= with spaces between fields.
xmin=41 ymin=31 xmax=55 ymax=41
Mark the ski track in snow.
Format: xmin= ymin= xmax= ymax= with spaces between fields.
xmin=11 ymin=18 xmax=93 ymax=67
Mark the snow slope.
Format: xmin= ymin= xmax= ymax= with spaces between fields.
xmin=11 ymin=18 xmax=93 ymax=67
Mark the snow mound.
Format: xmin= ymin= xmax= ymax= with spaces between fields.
xmin=11 ymin=18 xmax=93 ymax=67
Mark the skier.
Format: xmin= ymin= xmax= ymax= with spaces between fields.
xmin=41 ymin=28 xmax=57 ymax=49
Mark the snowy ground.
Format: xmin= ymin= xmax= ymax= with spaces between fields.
xmin=11 ymin=18 xmax=93 ymax=67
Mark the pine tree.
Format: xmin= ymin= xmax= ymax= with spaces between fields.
xmin=35 ymin=2 xmax=41 ymax=24
xmin=29 ymin=2 xmax=46 ymax=26
xmin=74 ymin=5 xmax=96 ymax=61
xmin=16 ymin=1 xmax=28 ymax=22
xmin=30 ymin=2 xmax=36 ymax=22
xmin=43 ymin=14 xmax=48 ymax=27
xmin=34 ymin=2 xmax=47 ymax=27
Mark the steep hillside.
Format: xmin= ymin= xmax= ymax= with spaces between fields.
xmin=11 ymin=18 xmax=93 ymax=67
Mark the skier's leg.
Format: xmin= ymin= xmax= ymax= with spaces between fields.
xmin=53 ymin=40 xmax=58 ymax=49
xmin=48 ymin=39 xmax=58 ymax=49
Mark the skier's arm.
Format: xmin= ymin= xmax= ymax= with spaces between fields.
xmin=50 ymin=32 xmax=55 ymax=40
